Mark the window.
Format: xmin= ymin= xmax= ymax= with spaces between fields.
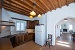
xmin=16 ymin=22 xmax=25 ymax=31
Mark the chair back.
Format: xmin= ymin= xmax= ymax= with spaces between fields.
xmin=48 ymin=34 xmax=52 ymax=39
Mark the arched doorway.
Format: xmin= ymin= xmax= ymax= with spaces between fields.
xmin=55 ymin=18 xmax=75 ymax=38
xmin=46 ymin=3 xmax=75 ymax=46
xmin=54 ymin=17 xmax=75 ymax=49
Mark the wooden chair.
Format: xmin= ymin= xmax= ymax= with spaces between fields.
xmin=45 ymin=34 xmax=52 ymax=48
xmin=72 ymin=34 xmax=75 ymax=41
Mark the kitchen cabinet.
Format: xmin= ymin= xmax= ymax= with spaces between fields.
xmin=1 ymin=33 xmax=35 ymax=47
xmin=15 ymin=33 xmax=35 ymax=45
xmin=27 ymin=20 xmax=39 ymax=29
xmin=0 ymin=26 xmax=1 ymax=34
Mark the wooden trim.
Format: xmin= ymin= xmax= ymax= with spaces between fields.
xmin=0 ymin=20 xmax=15 ymax=23
xmin=11 ymin=17 xmax=27 ymax=21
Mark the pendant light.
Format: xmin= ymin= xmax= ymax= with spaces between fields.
xmin=64 ymin=19 xmax=67 ymax=22
xmin=38 ymin=14 xmax=42 ymax=17
xmin=30 ymin=0 xmax=42 ymax=18
xmin=30 ymin=11 xmax=36 ymax=16
xmin=29 ymin=16 xmax=33 ymax=18
xmin=30 ymin=2 xmax=36 ymax=16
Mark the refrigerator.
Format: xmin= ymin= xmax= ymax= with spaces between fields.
xmin=35 ymin=25 xmax=46 ymax=46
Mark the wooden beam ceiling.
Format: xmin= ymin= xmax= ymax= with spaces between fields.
xmin=30 ymin=0 xmax=46 ymax=12
xmin=40 ymin=0 xmax=51 ymax=11
xmin=2 ymin=0 xmax=75 ymax=17
xmin=20 ymin=0 xmax=44 ymax=13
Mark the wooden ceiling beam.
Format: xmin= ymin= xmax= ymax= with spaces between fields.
xmin=69 ymin=0 xmax=75 ymax=3
xmin=40 ymin=0 xmax=51 ymax=11
xmin=48 ymin=0 xmax=56 ymax=10
xmin=57 ymin=0 xmax=66 ymax=8
xmin=57 ymin=0 xmax=61 ymax=8
xmin=66 ymin=0 xmax=75 ymax=6
xmin=4 ymin=0 xmax=31 ymax=13
xmin=30 ymin=0 xmax=46 ymax=13
xmin=66 ymin=0 xmax=70 ymax=6
xmin=11 ymin=0 xmax=42 ymax=14
xmin=3 ymin=4 xmax=29 ymax=15
xmin=52 ymin=0 xmax=59 ymax=8
xmin=10 ymin=0 xmax=33 ymax=13
xmin=3 ymin=4 xmax=29 ymax=16
xmin=61 ymin=0 xmax=66 ymax=6
xmin=3 ymin=5 xmax=28 ymax=16
xmin=3 ymin=6 xmax=29 ymax=16
xmin=41 ymin=0 xmax=53 ymax=11
xmin=20 ymin=0 xmax=44 ymax=14
xmin=49 ymin=0 xmax=57 ymax=9
xmin=2 ymin=0 xmax=75 ymax=17
xmin=34 ymin=0 xmax=48 ymax=12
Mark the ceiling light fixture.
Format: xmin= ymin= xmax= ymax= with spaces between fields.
xmin=64 ymin=19 xmax=67 ymax=21
xmin=30 ymin=2 xmax=36 ymax=16
xmin=30 ymin=0 xmax=42 ymax=18
xmin=38 ymin=14 xmax=42 ymax=17
xmin=29 ymin=16 xmax=33 ymax=18
xmin=30 ymin=11 xmax=36 ymax=16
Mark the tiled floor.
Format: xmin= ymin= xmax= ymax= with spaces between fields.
xmin=41 ymin=33 xmax=75 ymax=50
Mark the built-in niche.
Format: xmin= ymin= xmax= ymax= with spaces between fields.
xmin=63 ymin=29 xmax=67 ymax=32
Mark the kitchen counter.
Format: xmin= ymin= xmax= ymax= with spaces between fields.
xmin=0 ymin=32 xmax=35 ymax=48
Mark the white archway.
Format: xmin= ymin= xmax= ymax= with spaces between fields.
xmin=55 ymin=17 xmax=75 ymax=39
xmin=47 ymin=3 xmax=75 ymax=45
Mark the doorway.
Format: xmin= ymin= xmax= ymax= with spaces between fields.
xmin=55 ymin=18 xmax=75 ymax=50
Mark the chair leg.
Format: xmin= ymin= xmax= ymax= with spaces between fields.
xmin=45 ymin=41 xmax=47 ymax=47
xmin=49 ymin=42 xmax=50 ymax=48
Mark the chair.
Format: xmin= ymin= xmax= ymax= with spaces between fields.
xmin=72 ymin=34 xmax=75 ymax=41
xmin=45 ymin=34 xmax=52 ymax=48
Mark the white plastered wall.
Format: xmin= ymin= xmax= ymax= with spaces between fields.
xmin=46 ymin=3 xmax=75 ymax=45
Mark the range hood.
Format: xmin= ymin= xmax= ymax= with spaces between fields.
xmin=0 ymin=0 xmax=15 ymax=26
xmin=0 ymin=20 xmax=15 ymax=26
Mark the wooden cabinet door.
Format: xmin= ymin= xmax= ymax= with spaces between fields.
xmin=27 ymin=21 xmax=30 ymax=29
xmin=24 ymin=34 xmax=28 ymax=42
xmin=27 ymin=20 xmax=39 ymax=29
xmin=34 ymin=20 xmax=39 ymax=25
xmin=0 ymin=26 xmax=1 ymax=34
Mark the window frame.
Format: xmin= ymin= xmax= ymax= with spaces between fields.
xmin=16 ymin=21 xmax=25 ymax=31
